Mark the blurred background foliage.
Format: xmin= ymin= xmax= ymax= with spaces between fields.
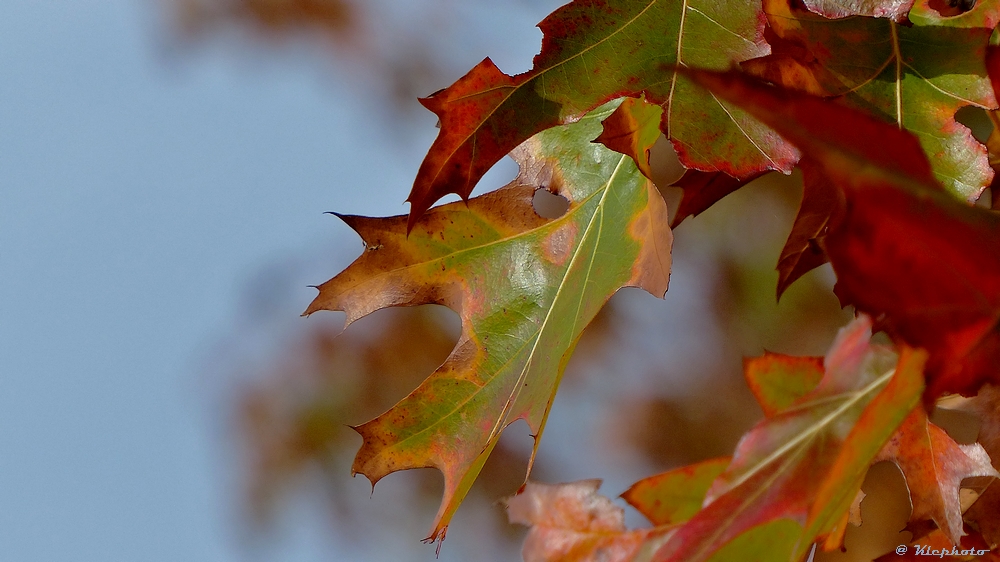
xmin=167 ymin=1 xmax=985 ymax=560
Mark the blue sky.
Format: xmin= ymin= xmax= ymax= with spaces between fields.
xmin=0 ymin=1 xmax=559 ymax=560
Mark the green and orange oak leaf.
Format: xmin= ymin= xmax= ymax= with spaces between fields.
xmin=305 ymin=102 xmax=671 ymax=542
xmin=504 ymin=319 xmax=928 ymax=562
xmin=622 ymin=457 xmax=730 ymax=527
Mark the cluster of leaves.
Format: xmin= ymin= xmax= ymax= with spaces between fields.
xmin=302 ymin=0 xmax=1000 ymax=559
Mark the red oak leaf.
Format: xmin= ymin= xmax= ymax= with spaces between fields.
xmin=669 ymin=170 xmax=762 ymax=228
xmin=594 ymin=96 xmax=663 ymax=180
xmin=406 ymin=0 xmax=794 ymax=229
xmin=775 ymin=160 xmax=841 ymax=299
xmin=684 ymin=68 xmax=1000 ymax=399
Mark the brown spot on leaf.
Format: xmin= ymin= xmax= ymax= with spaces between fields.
xmin=542 ymin=222 xmax=577 ymax=266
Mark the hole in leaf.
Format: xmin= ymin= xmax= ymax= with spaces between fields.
xmin=649 ymin=135 xmax=685 ymax=187
xmin=955 ymin=105 xmax=993 ymax=143
xmin=532 ymin=188 xmax=569 ymax=219
xmin=976 ymin=188 xmax=994 ymax=209
xmin=926 ymin=0 xmax=976 ymax=16
xmin=930 ymin=405 xmax=981 ymax=444
xmin=823 ymin=461 xmax=913 ymax=560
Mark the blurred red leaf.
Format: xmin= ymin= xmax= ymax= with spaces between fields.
xmin=684 ymin=67 xmax=1000 ymax=400
xmin=775 ymin=161 xmax=839 ymax=298
xmin=175 ymin=0 xmax=356 ymax=37
xmin=825 ymin=178 xmax=1000 ymax=399
xmin=669 ymin=170 xmax=761 ymax=228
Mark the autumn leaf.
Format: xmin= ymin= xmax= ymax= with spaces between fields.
xmin=744 ymin=0 xmax=998 ymax=200
xmin=743 ymin=351 xmax=824 ymax=417
xmin=405 ymin=0 xmax=797 ymax=228
xmin=594 ymin=96 xmax=663 ymax=180
xmin=744 ymin=347 xmax=997 ymax=548
xmin=304 ymin=101 xmax=671 ymax=542
xmin=652 ymin=317 xmax=926 ymax=562
xmin=956 ymin=385 xmax=1000 ymax=547
xmin=508 ymin=459 xmax=735 ymax=562
xmin=874 ymin=406 xmax=998 ymax=546
xmin=621 ymin=458 xmax=730 ymax=527
xmin=669 ymin=170 xmax=762 ymax=228
xmin=506 ymin=480 xmax=675 ymax=562
xmin=684 ymin=67 xmax=1000 ymax=399
xmin=774 ymin=161 xmax=840 ymax=299
xmin=821 ymin=165 xmax=1000 ymax=399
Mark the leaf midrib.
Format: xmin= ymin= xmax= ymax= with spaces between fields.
xmin=680 ymin=367 xmax=897 ymax=562
xmin=722 ymin=368 xmax=897 ymax=494
xmin=486 ymin=153 xmax=626 ymax=443
xmin=376 ymin=153 xmax=632 ymax=457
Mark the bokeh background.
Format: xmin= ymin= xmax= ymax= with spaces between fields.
xmin=4 ymin=1 xmax=957 ymax=560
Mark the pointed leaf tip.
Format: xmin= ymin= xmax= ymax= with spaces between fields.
xmin=670 ymin=170 xmax=761 ymax=228
xmin=775 ymin=161 xmax=841 ymax=299
xmin=622 ymin=457 xmax=731 ymax=527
